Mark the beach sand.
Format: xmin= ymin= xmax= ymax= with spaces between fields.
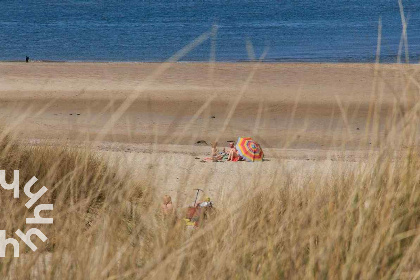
xmin=0 ymin=62 xmax=417 ymax=205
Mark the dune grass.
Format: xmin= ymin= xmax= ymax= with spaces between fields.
xmin=0 ymin=118 xmax=418 ymax=280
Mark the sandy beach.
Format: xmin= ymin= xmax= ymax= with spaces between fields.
xmin=1 ymin=62 xmax=418 ymax=147
xmin=0 ymin=62 xmax=417 ymax=204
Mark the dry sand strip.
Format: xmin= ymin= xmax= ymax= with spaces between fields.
xmin=21 ymin=138 xmax=402 ymax=210
xmin=1 ymin=62 xmax=419 ymax=150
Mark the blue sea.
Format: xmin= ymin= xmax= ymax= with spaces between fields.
xmin=0 ymin=1 xmax=419 ymax=62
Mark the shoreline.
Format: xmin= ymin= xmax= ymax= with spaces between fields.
xmin=0 ymin=60 xmax=413 ymax=65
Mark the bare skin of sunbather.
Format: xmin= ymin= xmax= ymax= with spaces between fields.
xmin=211 ymin=142 xmax=224 ymax=161
xmin=161 ymin=195 xmax=174 ymax=215
xmin=227 ymin=142 xmax=239 ymax=161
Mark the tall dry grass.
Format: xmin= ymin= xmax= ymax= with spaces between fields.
xmin=0 ymin=108 xmax=418 ymax=280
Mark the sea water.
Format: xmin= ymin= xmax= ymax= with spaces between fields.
xmin=0 ymin=0 xmax=419 ymax=62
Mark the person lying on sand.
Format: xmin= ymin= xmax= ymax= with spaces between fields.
xmin=161 ymin=195 xmax=174 ymax=215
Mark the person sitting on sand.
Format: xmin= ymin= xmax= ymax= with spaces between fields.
xmin=227 ymin=142 xmax=239 ymax=161
xmin=161 ymin=195 xmax=174 ymax=215
xmin=211 ymin=142 xmax=225 ymax=162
